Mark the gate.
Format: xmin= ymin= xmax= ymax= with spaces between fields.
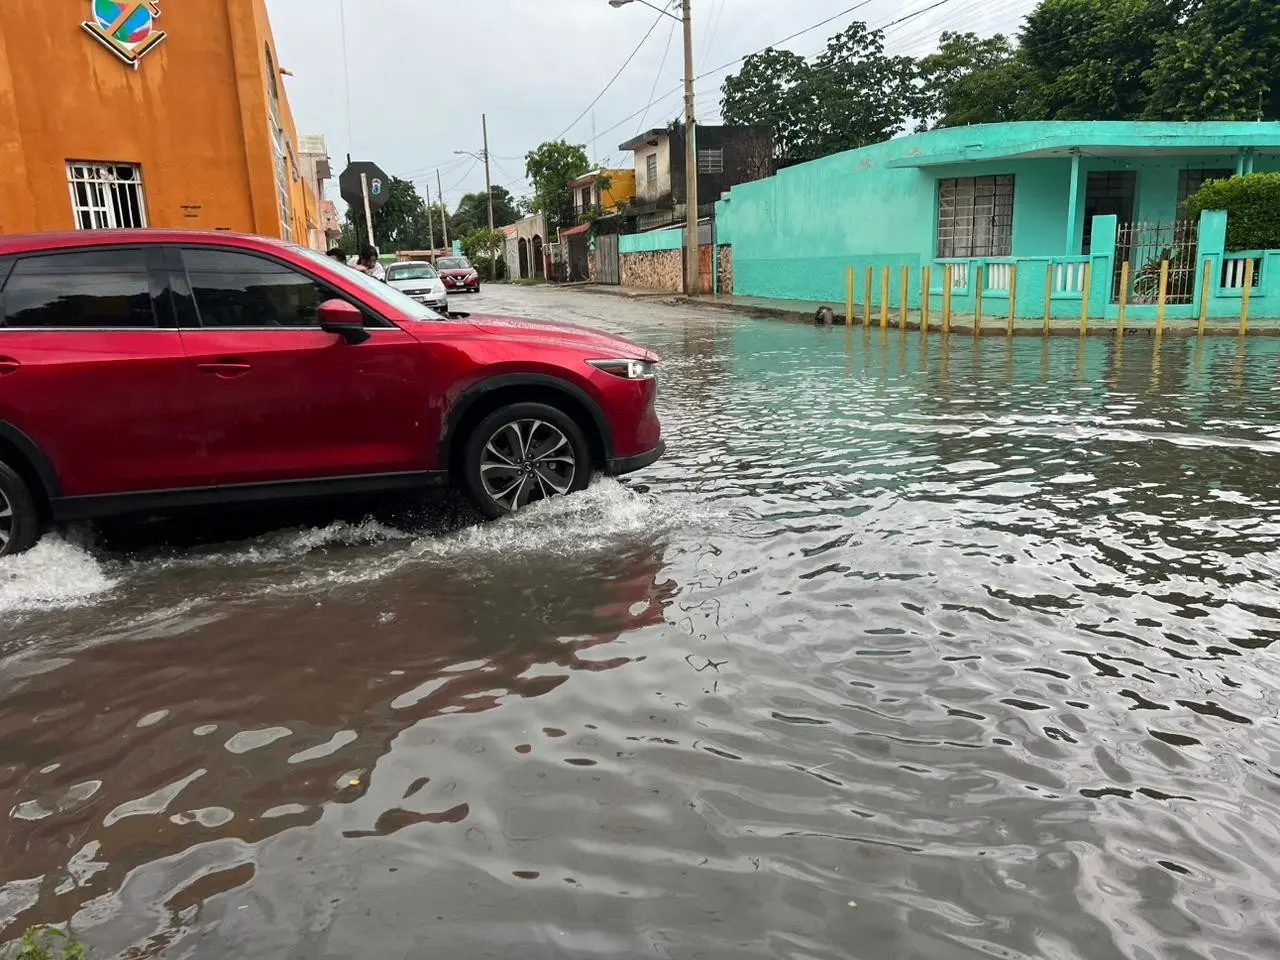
xmin=1114 ymin=220 xmax=1199 ymax=304
xmin=596 ymin=233 xmax=620 ymax=285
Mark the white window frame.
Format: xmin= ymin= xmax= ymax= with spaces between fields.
xmin=645 ymin=153 xmax=658 ymax=185
xmin=697 ymin=148 xmax=724 ymax=175
xmin=66 ymin=162 xmax=148 ymax=230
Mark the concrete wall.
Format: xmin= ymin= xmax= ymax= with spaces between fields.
xmin=717 ymin=245 xmax=733 ymax=295
xmin=0 ymin=0 xmax=313 ymax=238
xmin=620 ymin=227 xmax=684 ymax=254
xmin=715 ymin=121 xmax=1280 ymax=306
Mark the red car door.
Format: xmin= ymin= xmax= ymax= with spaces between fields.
xmin=0 ymin=246 xmax=206 ymax=497
xmin=175 ymin=246 xmax=432 ymax=486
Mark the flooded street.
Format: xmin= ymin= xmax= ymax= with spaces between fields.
xmin=5 ymin=286 xmax=1280 ymax=959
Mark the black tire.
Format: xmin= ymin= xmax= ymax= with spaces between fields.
xmin=461 ymin=402 xmax=592 ymax=519
xmin=0 ymin=460 xmax=41 ymax=558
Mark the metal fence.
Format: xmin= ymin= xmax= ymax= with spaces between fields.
xmin=1114 ymin=220 xmax=1199 ymax=304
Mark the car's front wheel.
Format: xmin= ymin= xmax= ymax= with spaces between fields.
xmin=462 ymin=403 xmax=591 ymax=519
xmin=0 ymin=460 xmax=41 ymax=558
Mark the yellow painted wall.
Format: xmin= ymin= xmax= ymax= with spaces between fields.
xmin=0 ymin=0 xmax=316 ymax=241
xmin=600 ymin=169 xmax=636 ymax=213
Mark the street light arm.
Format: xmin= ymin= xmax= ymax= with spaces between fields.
xmin=609 ymin=0 xmax=680 ymax=22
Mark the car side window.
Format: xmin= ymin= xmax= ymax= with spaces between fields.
xmin=182 ymin=248 xmax=338 ymax=329
xmin=0 ymin=248 xmax=156 ymax=329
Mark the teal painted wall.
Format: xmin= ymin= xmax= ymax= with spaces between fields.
xmin=716 ymin=121 xmax=1280 ymax=307
xmin=620 ymin=227 xmax=684 ymax=254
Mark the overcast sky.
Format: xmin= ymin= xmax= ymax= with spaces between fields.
xmin=265 ymin=0 xmax=1038 ymax=211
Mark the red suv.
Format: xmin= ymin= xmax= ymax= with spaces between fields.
xmin=0 ymin=231 xmax=664 ymax=557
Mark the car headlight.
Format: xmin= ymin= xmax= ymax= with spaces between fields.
xmin=588 ymin=358 xmax=657 ymax=379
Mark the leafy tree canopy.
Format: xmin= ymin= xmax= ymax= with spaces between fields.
xmin=525 ymin=140 xmax=590 ymax=224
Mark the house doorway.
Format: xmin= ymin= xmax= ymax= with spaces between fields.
xmin=1082 ymin=171 xmax=1136 ymax=254
xmin=518 ymin=237 xmax=529 ymax=279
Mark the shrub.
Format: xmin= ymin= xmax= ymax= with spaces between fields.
xmin=6 ymin=927 xmax=86 ymax=960
xmin=1184 ymin=172 xmax=1280 ymax=252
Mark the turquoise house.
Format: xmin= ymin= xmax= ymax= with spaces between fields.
xmin=714 ymin=121 xmax=1280 ymax=325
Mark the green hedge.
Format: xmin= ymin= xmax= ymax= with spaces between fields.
xmin=1184 ymin=172 xmax=1280 ymax=252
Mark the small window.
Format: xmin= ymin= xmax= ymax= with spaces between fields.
xmin=1178 ymin=168 xmax=1233 ymax=212
xmin=936 ymin=175 xmax=1014 ymax=259
xmin=1 ymin=249 xmax=155 ymax=328
xmin=67 ymin=162 xmax=147 ymax=230
xmin=697 ymin=148 xmax=724 ymax=175
xmin=646 ymin=153 xmax=658 ymax=184
xmin=183 ymin=248 xmax=334 ymax=329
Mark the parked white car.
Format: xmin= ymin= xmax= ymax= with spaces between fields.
xmin=384 ymin=260 xmax=448 ymax=312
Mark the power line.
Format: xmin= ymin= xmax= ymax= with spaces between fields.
xmin=637 ymin=15 xmax=679 ymax=134
xmin=338 ymin=0 xmax=353 ymax=157
xmin=548 ymin=8 xmax=668 ymax=144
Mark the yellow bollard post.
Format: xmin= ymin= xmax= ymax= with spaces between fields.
xmin=921 ymin=266 xmax=931 ymax=334
xmin=974 ymin=266 xmax=985 ymax=337
xmin=846 ymin=267 xmax=854 ymax=327
xmin=899 ymin=266 xmax=909 ymax=331
xmin=1007 ymin=264 xmax=1018 ymax=337
xmin=1043 ymin=263 xmax=1053 ymax=336
xmin=1155 ymin=259 xmax=1170 ymax=338
xmin=864 ymin=266 xmax=873 ymax=327
xmin=1080 ymin=262 xmax=1092 ymax=336
xmin=1116 ymin=261 xmax=1130 ymax=338
xmin=1197 ymin=259 xmax=1212 ymax=338
xmin=942 ymin=265 xmax=953 ymax=334
xmin=1240 ymin=258 xmax=1254 ymax=336
xmin=880 ymin=266 xmax=890 ymax=329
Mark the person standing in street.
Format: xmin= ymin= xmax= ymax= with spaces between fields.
xmin=356 ymin=245 xmax=385 ymax=281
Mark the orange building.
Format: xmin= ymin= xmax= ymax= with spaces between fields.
xmin=0 ymin=0 xmax=322 ymax=245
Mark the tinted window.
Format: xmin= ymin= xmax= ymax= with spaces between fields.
xmin=386 ymin=264 xmax=438 ymax=281
xmin=1 ymin=249 xmax=155 ymax=328
xmin=183 ymin=248 xmax=330 ymax=328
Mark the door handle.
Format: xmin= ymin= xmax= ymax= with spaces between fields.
xmin=197 ymin=360 xmax=253 ymax=379
xmin=0 ymin=357 xmax=19 ymax=376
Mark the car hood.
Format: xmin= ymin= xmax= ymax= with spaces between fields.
xmin=464 ymin=314 xmax=658 ymax=362
xmin=438 ymin=268 xmax=474 ymax=277
xmin=388 ymin=278 xmax=441 ymax=288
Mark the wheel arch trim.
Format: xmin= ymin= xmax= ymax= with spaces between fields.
xmin=0 ymin=420 xmax=62 ymax=499
xmin=441 ymin=374 xmax=615 ymax=464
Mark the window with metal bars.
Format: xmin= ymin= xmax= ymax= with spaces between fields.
xmin=66 ymin=163 xmax=147 ymax=230
xmin=697 ymin=148 xmax=723 ymax=175
xmin=936 ymin=175 xmax=1014 ymax=259
xmin=1177 ymin=168 xmax=1233 ymax=214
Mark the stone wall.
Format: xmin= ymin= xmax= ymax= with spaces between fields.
xmin=620 ymin=250 xmax=683 ymax=293
xmin=716 ymin=245 xmax=733 ymax=295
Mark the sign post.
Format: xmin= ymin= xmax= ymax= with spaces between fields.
xmin=339 ymin=161 xmax=389 ymax=248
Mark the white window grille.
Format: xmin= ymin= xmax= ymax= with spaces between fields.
xmin=697 ymin=148 xmax=724 ymax=175
xmin=265 ymin=45 xmax=293 ymax=241
xmin=646 ymin=153 xmax=658 ymax=185
xmin=937 ymin=175 xmax=1014 ymax=259
xmin=66 ymin=162 xmax=148 ymax=230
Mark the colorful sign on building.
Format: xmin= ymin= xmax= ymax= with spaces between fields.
xmin=82 ymin=1 xmax=167 ymax=70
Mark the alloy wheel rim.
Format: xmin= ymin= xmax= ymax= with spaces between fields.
xmin=479 ymin=419 xmax=576 ymax=511
xmin=0 ymin=486 xmax=12 ymax=552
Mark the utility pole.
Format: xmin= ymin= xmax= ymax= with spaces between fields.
xmin=482 ymin=113 xmax=497 ymax=279
xmin=437 ymin=168 xmax=450 ymax=249
xmin=425 ymin=180 xmax=436 ymax=254
xmin=681 ymin=0 xmax=699 ymax=297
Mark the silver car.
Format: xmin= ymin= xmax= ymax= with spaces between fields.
xmin=384 ymin=260 xmax=448 ymax=312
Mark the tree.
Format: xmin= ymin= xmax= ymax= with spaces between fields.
xmin=452 ymin=186 xmax=522 ymax=236
xmin=720 ymin=22 xmax=919 ymax=164
xmin=917 ymin=32 xmax=1036 ymax=128
xmin=1018 ymin=0 xmax=1176 ymax=120
xmin=1184 ymin=172 xmax=1280 ymax=250
xmin=721 ymin=48 xmax=811 ymax=161
xmin=525 ymin=140 xmax=590 ymax=225
xmin=342 ymin=176 xmax=432 ymax=252
xmin=1145 ymin=0 xmax=1280 ymax=120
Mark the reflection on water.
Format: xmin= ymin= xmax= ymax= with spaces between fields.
xmin=5 ymin=295 xmax=1280 ymax=959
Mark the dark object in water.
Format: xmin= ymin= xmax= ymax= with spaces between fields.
xmin=814 ymin=306 xmax=836 ymax=326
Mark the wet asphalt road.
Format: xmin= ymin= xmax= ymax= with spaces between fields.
xmin=4 ymin=285 xmax=1280 ymax=959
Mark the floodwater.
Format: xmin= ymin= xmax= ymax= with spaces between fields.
xmin=4 ymin=287 xmax=1280 ymax=960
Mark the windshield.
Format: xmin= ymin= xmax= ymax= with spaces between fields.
xmin=436 ymin=257 xmax=471 ymax=270
xmin=385 ymin=263 xmax=438 ymax=281
xmin=292 ymin=244 xmax=446 ymax=322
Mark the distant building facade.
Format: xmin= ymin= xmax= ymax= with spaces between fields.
xmin=618 ymin=124 xmax=775 ymax=231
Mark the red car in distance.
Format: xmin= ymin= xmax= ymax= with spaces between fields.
xmin=0 ymin=231 xmax=664 ymax=557
xmin=435 ymin=256 xmax=480 ymax=294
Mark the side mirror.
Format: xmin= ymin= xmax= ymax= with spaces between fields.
xmin=318 ymin=299 xmax=370 ymax=344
